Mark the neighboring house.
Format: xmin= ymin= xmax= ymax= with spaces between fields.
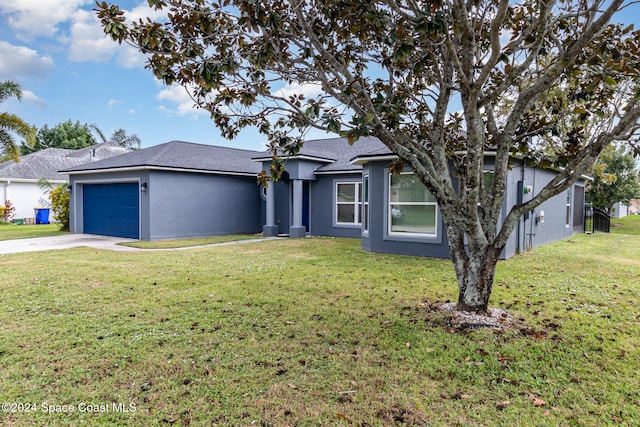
xmin=62 ymin=137 xmax=589 ymax=259
xmin=629 ymin=199 xmax=640 ymax=215
xmin=0 ymin=142 xmax=131 ymax=223
xmin=610 ymin=202 xmax=630 ymax=218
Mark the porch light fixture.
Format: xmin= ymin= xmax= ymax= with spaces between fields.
xmin=67 ymin=184 xmax=72 ymax=193
xmin=141 ymin=182 xmax=148 ymax=192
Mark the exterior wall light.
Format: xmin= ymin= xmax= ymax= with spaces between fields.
xmin=141 ymin=182 xmax=148 ymax=192
xmin=67 ymin=184 xmax=72 ymax=193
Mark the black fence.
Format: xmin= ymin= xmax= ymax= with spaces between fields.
xmin=584 ymin=204 xmax=611 ymax=233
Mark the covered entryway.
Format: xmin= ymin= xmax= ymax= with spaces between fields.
xmin=82 ymin=183 xmax=140 ymax=239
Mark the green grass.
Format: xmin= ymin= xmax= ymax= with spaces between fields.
xmin=0 ymin=234 xmax=638 ymax=426
xmin=0 ymin=223 xmax=67 ymax=240
xmin=611 ymin=214 xmax=640 ymax=235
xmin=118 ymin=234 xmax=262 ymax=249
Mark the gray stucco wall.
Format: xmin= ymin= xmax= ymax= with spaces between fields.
xmin=361 ymin=162 xmax=451 ymax=258
xmin=146 ymin=170 xmax=262 ymax=240
xmin=503 ymin=165 xmax=586 ymax=258
xmin=309 ymin=172 xmax=364 ymax=238
xmin=362 ymin=160 xmax=585 ymax=260
xmin=69 ymin=169 xmax=262 ymax=240
xmin=271 ymin=176 xmax=291 ymax=235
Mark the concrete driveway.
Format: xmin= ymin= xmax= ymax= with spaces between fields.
xmin=0 ymin=234 xmax=281 ymax=255
xmin=0 ymin=234 xmax=137 ymax=255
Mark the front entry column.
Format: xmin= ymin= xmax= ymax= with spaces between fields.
xmin=263 ymin=184 xmax=279 ymax=236
xmin=290 ymin=179 xmax=306 ymax=238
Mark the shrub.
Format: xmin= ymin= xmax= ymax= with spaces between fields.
xmin=0 ymin=200 xmax=15 ymax=222
xmin=50 ymin=186 xmax=70 ymax=230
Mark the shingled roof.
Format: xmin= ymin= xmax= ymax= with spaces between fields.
xmin=61 ymin=138 xmax=391 ymax=177
xmin=0 ymin=142 xmax=132 ymax=182
xmin=305 ymin=137 xmax=388 ymax=173
xmin=251 ymin=136 xmax=388 ymax=173
xmin=62 ymin=140 xmax=263 ymax=175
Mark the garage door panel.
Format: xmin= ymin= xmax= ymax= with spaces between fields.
xmin=83 ymin=183 xmax=140 ymax=239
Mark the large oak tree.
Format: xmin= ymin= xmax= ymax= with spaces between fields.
xmin=97 ymin=0 xmax=640 ymax=312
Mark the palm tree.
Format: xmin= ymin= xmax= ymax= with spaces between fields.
xmin=110 ymin=128 xmax=141 ymax=149
xmin=90 ymin=124 xmax=141 ymax=149
xmin=0 ymin=81 xmax=36 ymax=161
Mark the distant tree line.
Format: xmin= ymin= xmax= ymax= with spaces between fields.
xmin=20 ymin=120 xmax=141 ymax=155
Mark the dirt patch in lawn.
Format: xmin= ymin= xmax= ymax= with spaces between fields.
xmin=422 ymin=301 xmax=533 ymax=333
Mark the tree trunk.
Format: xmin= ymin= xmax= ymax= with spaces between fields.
xmin=451 ymin=245 xmax=501 ymax=313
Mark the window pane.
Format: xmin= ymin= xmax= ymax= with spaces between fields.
xmin=483 ymin=172 xmax=494 ymax=194
xmin=390 ymin=204 xmax=436 ymax=234
xmin=338 ymin=205 xmax=355 ymax=223
xmin=390 ymin=174 xmax=435 ymax=203
xmin=363 ymin=176 xmax=369 ymax=202
xmin=337 ymin=183 xmax=355 ymax=202
xmin=363 ymin=204 xmax=369 ymax=231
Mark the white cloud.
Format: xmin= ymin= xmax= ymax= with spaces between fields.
xmin=65 ymin=7 xmax=148 ymax=67
xmin=66 ymin=3 xmax=164 ymax=67
xmin=0 ymin=1 xmax=158 ymax=67
xmin=274 ymin=82 xmax=323 ymax=100
xmin=156 ymin=84 xmax=206 ymax=118
xmin=67 ymin=8 xmax=119 ymax=63
xmin=110 ymin=2 xmax=168 ymax=68
xmin=0 ymin=41 xmax=54 ymax=80
xmin=107 ymin=99 xmax=122 ymax=109
xmin=0 ymin=0 xmax=89 ymax=40
xmin=126 ymin=2 xmax=168 ymax=23
xmin=21 ymin=90 xmax=46 ymax=106
xmin=115 ymin=45 xmax=148 ymax=69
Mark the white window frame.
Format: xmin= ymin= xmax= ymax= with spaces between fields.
xmin=335 ymin=181 xmax=362 ymax=226
xmin=362 ymin=174 xmax=369 ymax=234
xmin=388 ymin=172 xmax=438 ymax=237
xmin=566 ymin=189 xmax=572 ymax=227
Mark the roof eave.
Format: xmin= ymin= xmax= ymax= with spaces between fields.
xmin=314 ymin=169 xmax=362 ymax=175
xmin=350 ymin=154 xmax=398 ymax=166
xmin=252 ymin=154 xmax=336 ymax=163
xmin=0 ymin=178 xmax=68 ymax=184
xmin=64 ymin=165 xmax=258 ymax=177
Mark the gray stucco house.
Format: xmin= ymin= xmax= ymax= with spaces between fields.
xmin=62 ymin=141 xmax=263 ymax=240
xmin=62 ymin=137 xmax=588 ymax=259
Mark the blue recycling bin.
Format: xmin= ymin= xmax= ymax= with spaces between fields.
xmin=34 ymin=208 xmax=50 ymax=224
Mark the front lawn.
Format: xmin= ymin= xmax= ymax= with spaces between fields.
xmin=0 ymin=234 xmax=638 ymax=426
xmin=118 ymin=234 xmax=263 ymax=249
xmin=0 ymin=223 xmax=67 ymax=241
xmin=611 ymin=214 xmax=640 ymax=235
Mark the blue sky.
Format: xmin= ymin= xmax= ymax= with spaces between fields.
xmin=0 ymin=0 xmax=270 ymax=151
xmin=1 ymin=1 xmax=639 ymax=152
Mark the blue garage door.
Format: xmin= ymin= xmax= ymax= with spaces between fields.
xmin=83 ymin=183 xmax=140 ymax=239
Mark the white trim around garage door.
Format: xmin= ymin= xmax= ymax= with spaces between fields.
xmin=71 ymin=177 xmax=142 ymax=239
